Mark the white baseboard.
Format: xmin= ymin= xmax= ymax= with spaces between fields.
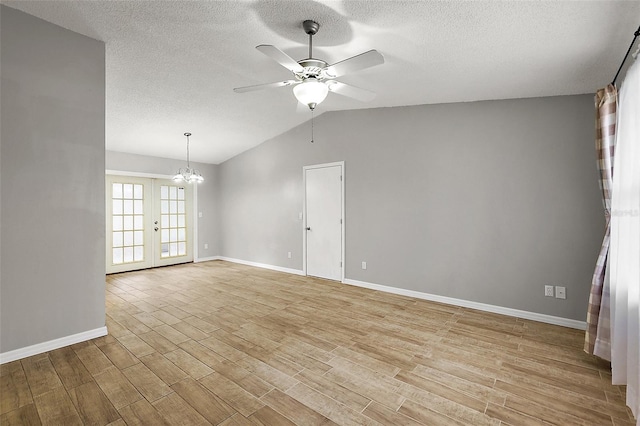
xmin=190 ymin=257 xmax=586 ymax=330
xmin=217 ymin=256 xmax=305 ymax=276
xmin=195 ymin=256 xmax=219 ymax=263
xmin=343 ymin=278 xmax=586 ymax=330
xmin=0 ymin=326 xmax=108 ymax=364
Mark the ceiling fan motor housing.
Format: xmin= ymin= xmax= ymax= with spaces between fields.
xmin=295 ymin=59 xmax=329 ymax=81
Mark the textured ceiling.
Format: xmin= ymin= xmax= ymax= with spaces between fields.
xmin=3 ymin=1 xmax=639 ymax=164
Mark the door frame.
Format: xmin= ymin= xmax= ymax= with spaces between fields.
xmin=106 ymin=170 xmax=199 ymax=265
xmin=302 ymin=161 xmax=345 ymax=283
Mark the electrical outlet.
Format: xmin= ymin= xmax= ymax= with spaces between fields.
xmin=555 ymin=286 xmax=566 ymax=299
xmin=204 ymin=243 xmax=208 ymax=249
xmin=544 ymin=285 xmax=554 ymax=297
xmin=362 ymin=261 xmax=367 ymax=270
xmin=287 ymin=252 xmax=292 ymax=259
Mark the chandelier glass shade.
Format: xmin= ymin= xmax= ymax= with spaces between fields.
xmin=173 ymin=132 xmax=204 ymax=183
xmin=173 ymin=166 xmax=204 ymax=184
xmin=293 ymin=78 xmax=328 ymax=110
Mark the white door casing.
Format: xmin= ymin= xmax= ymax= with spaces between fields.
xmin=303 ymin=162 xmax=345 ymax=282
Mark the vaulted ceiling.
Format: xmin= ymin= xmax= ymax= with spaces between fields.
xmin=3 ymin=1 xmax=639 ymax=164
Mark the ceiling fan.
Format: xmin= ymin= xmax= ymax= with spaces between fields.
xmin=233 ymin=20 xmax=384 ymax=110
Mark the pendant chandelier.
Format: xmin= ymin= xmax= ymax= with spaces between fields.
xmin=173 ymin=132 xmax=204 ymax=183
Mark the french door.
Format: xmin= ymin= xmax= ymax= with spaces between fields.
xmin=106 ymin=175 xmax=194 ymax=274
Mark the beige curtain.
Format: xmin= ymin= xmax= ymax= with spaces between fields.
xmin=584 ymin=84 xmax=617 ymax=356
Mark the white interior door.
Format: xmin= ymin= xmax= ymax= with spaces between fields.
xmin=305 ymin=163 xmax=344 ymax=281
xmin=106 ymin=176 xmax=193 ymax=274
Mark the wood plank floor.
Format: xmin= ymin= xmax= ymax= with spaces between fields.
xmin=1 ymin=260 xmax=636 ymax=425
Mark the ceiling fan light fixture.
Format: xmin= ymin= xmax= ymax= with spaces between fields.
xmin=293 ymin=78 xmax=328 ymax=110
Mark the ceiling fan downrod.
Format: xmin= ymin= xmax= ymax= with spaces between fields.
xmin=303 ymin=20 xmax=320 ymax=59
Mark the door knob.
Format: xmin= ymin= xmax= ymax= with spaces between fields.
xmin=306 ymin=227 xmax=311 ymax=231
xmin=154 ymin=220 xmax=158 ymax=225
xmin=154 ymin=227 xmax=159 ymax=231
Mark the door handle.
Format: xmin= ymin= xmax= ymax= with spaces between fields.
xmin=306 ymin=227 xmax=311 ymax=231
xmin=154 ymin=227 xmax=159 ymax=232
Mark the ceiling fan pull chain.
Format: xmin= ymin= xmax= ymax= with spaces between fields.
xmin=311 ymin=109 xmax=314 ymax=143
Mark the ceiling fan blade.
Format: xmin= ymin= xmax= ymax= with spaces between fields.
xmin=325 ymin=50 xmax=384 ymax=78
xmin=326 ymin=81 xmax=376 ymax=102
xmin=256 ymin=45 xmax=304 ymax=74
xmin=233 ymin=79 xmax=299 ymax=93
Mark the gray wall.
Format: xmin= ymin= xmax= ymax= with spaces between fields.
xmin=1 ymin=6 xmax=106 ymax=352
xmin=106 ymin=151 xmax=220 ymax=258
xmin=218 ymin=95 xmax=603 ymax=321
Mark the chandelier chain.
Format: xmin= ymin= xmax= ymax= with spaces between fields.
xmin=186 ymin=133 xmax=191 ymax=168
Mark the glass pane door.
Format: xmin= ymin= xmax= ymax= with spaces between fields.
xmin=106 ymin=176 xmax=153 ymax=273
xmin=154 ymin=179 xmax=193 ymax=267
xmin=160 ymin=185 xmax=187 ymax=258
xmin=106 ymin=176 xmax=194 ymax=274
